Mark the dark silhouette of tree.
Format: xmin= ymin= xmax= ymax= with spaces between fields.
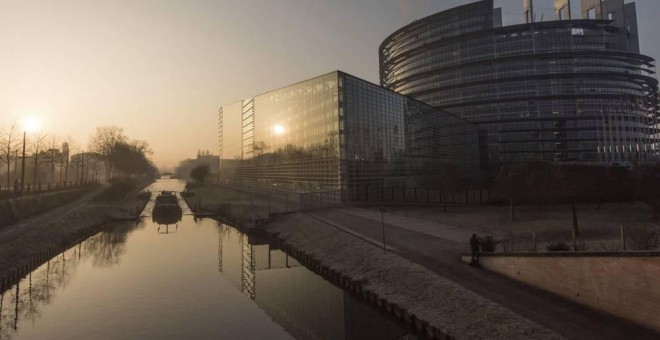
xmin=190 ymin=164 xmax=210 ymax=185
xmin=108 ymin=141 xmax=156 ymax=177
xmin=0 ymin=123 xmax=20 ymax=187
xmin=89 ymin=126 xmax=127 ymax=181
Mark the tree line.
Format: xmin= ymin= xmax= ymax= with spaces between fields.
xmin=0 ymin=124 xmax=156 ymax=190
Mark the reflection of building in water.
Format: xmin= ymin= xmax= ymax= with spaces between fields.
xmin=216 ymin=224 xmax=414 ymax=340
xmin=0 ymin=222 xmax=142 ymax=339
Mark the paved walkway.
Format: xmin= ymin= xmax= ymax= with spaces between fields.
xmin=309 ymin=207 xmax=658 ymax=340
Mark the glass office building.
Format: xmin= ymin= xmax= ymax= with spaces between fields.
xmin=218 ymin=71 xmax=480 ymax=201
xmin=380 ymin=0 xmax=659 ymax=169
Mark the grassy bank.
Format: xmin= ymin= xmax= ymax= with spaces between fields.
xmin=0 ymin=178 xmax=152 ymax=286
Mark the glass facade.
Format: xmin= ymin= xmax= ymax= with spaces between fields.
xmin=219 ymin=71 xmax=480 ymax=202
xmin=380 ymin=0 xmax=660 ymax=170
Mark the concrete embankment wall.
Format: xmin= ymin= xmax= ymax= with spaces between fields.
xmin=462 ymin=252 xmax=660 ymax=333
xmin=0 ymin=188 xmax=93 ymax=227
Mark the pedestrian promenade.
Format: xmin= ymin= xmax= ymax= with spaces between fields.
xmin=308 ymin=207 xmax=658 ymax=340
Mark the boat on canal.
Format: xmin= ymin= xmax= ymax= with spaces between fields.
xmin=152 ymin=191 xmax=183 ymax=224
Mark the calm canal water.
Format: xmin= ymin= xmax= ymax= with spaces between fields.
xmin=0 ymin=178 xmax=416 ymax=339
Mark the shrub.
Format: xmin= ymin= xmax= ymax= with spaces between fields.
xmin=480 ymin=235 xmax=496 ymax=252
xmin=546 ymin=242 xmax=570 ymax=251
xmin=190 ymin=164 xmax=210 ymax=185
xmin=93 ymin=177 xmax=140 ymax=202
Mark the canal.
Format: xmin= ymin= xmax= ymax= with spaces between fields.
xmin=0 ymin=178 xmax=417 ymax=339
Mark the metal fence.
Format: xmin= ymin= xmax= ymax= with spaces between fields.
xmin=362 ymin=187 xmax=492 ymax=205
xmin=0 ymin=181 xmax=98 ymax=199
xmin=491 ymin=223 xmax=660 ymax=253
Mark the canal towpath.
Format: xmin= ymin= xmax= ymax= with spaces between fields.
xmin=307 ymin=207 xmax=659 ymax=340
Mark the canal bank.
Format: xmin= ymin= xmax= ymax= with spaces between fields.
xmin=181 ymin=186 xmax=561 ymax=339
xmin=0 ymin=180 xmax=152 ymax=288
xmin=261 ymin=213 xmax=561 ymax=340
xmin=1 ymin=178 xmax=421 ymax=340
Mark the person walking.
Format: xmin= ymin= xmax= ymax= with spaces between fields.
xmin=469 ymin=234 xmax=480 ymax=267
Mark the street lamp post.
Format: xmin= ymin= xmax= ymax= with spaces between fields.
xmin=20 ymin=117 xmax=41 ymax=192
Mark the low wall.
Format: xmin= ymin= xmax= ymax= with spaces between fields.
xmin=462 ymin=252 xmax=660 ymax=333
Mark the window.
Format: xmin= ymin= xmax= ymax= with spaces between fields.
xmin=587 ymin=8 xmax=596 ymax=20
xmin=608 ymin=12 xmax=614 ymax=20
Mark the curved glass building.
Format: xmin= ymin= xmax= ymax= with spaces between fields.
xmin=380 ymin=0 xmax=659 ymax=169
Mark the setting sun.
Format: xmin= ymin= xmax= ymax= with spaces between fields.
xmin=22 ymin=117 xmax=41 ymax=133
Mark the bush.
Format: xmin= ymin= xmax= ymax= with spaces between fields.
xmin=546 ymin=242 xmax=570 ymax=251
xmin=479 ymin=235 xmax=496 ymax=252
xmin=92 ymin=177 xmax=140 ymax=202
xmin=190 ymin=164 xmax=210 ymax=185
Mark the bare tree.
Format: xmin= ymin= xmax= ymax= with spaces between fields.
xmin=29 ymin=132 xmax=48 ymax=186
xmin=89 ymin=126 xmax=127 ymax=181
xmin=0 ymin=123 xmax=21 ymax=188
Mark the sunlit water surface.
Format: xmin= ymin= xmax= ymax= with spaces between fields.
xmin=0 ymin=178 xmax=415 ymax=340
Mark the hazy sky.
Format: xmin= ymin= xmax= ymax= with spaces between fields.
xmin=1 ymin=0 xmax=658 ymax=168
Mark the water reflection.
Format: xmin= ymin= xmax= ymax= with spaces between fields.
xmin=1 ymin=177 xmax=415 ymax=339
xmin=217 ymin=224 xmax=417 ymax=340
xmin=0 ymin=221 xmax=141 ymax=339
xmin=156 ymin=224 xmax=178 ymax=234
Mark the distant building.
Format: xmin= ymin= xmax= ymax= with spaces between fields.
xmin=218 ymin=71 xmax=480 ymax=201
xmin=380 ymin=0 xmax=659 ymax=169
xmin=175 ymin=151 xmax=220 ymax=180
